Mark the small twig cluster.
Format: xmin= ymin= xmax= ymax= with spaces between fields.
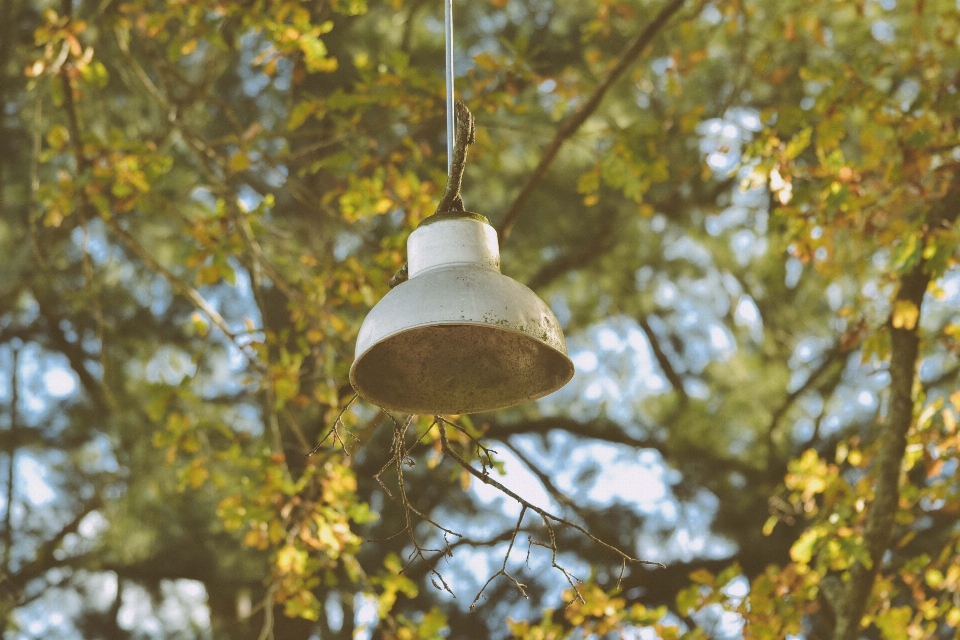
xmin=309 ymin=403 xmax=665 ymax=609
xmin=306 ymin=394 xmax=358 ymax=456
xmin=371 ymin=413 xmax=461 ymax=597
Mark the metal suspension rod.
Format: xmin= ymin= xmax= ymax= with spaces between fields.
xmin=444 ymin=0 xmax=454 ymax=174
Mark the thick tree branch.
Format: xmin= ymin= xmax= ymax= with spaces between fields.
xmin=831 ymin=190 xmax=960 ymax=640
xmin=1 ymin=495 xmax=103 ymax=602
xmin=921 ymin=362 xmax=960 ymax=392
xmin=525 ymin=212 xmax=617 ymax=290
xmin=831 ymin=263 xmax=928 ymax=640
xmin=0 ymin=0 xmax=23 ymax=220
xmin=485 ymin=415 xmax=658 ymax=449
xmin=496 ymin=0 xmax=688 ymax=240
xmin=485 ymin=416 xmax=763 ymax=480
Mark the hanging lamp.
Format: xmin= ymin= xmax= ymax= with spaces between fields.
xmin=349 ymin=0 xmax=574 ymax=415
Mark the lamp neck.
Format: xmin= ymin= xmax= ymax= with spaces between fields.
xmin=407 ymin=216 xmax=500 ymax=278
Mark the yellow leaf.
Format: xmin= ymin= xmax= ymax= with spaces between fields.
xmin=950 ymin=390 xmax=960 ymax=413
xmin=374 ymin=197 xmax=392 ymax=214
xmin=926 ymin=568 xmax=944 ymax=588
xmin=277 ymin=544 xmax=307 ymax=574
xmin=473 ymin=52 xmax=499 ymax=71
xmin=762 ymin=515 xmax=778 ymax=536
xmin=188 ymin=462 xmax=209 ymax=488
xmin=947 ymin=607 xmax=960 ymax=627
xmin=244 ymin=528 xmax=269 ymax=549
xmin=689 ymin=568 xmax=714 ymax=585
xmin=46 ymin=125 xmax=70 ymax=151
xmin=791 ymin=528 xmax=819 ymax=564
xmin=892 ymin=300 xmax=919 ymax=330
xmin=944 ymin=409 xmax=957 ymax=434
xmin=190 ymin=312 xmax=209 ymax=337
xmin=229 ymin=150 xmax=251 ymax=172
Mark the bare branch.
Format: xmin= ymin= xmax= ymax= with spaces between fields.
xmin=437 ymin=419 xmax=664 ymax=584
xmin=499 ymin=439 xmax=590 ymax=523
xmin=394 ymin=419 xmax=460 ymax=596
xmin=470 ymin=506 xmax=529 ymax=610
xmin=307 ymin=394 xmax=358 ymax=456
xmin=368 ymin=416 xmax=463 ymax=597
xmin=257 ymin=582 xmax=278 ymax=640
xmin=535 ymin=514 xmax=585 ymax=603
xmin=437 ymin=416 xmax=497 ymax=473
xmin=638 ymin=316 xmax=688 ymax=404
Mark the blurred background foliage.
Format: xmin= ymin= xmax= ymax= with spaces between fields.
xmin=1 ymin=0 xmax=960 ymax=638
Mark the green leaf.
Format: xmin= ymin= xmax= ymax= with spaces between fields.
xmin=785 ymin=127 xmax=812 ymax=159
xmin=676 ymin=585 xmax=701 ymax=615
xmin=875 ymin=606 xmax=912 ymax=640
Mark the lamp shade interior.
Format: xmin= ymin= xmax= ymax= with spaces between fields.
xmin=350 ymin=322 xmax=574 ymax=415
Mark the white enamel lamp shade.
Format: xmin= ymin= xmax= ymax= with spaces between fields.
xmin=350 ymin=213 xmax=574 ymax=415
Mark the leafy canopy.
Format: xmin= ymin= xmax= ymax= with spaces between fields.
xmin=1 ymin=0 xmax=960 ymax=639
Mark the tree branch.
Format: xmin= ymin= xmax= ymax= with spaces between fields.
xmin=34 ymin=295 xmax=110 ymax=413
xmin=104 ymin=217 xmax=264 ymax=370
xmin=485 ymin=415 xmax=657 ymax=449
xmin=3 ymin=347 xmax=19 ymax=576
xmin=831 ymin=188 xmax=960 ymax=640
xmin=638 ymin=316 xmax=688 ymax=404
xmin=438 ymin=420 xmax=663 ymax=574
xmin=2 ymin=495 xmax=103 ymax=601
xmin=496 ymin=0 xmax=688 ymax=240
xmin=499 ymin=439 xmax=590 ymax=523
xmin=484 ymin=416 xmax=763 ymax=480
xmin=525 ymin=212 xmax=617 ymax=290
xmin=832 ymin=263 xmax=928 ymax=640
xmin=53 ymin=42 xmax=265 ymax=375
xmin=765 ymin=342 xmax=851 ymax=468
xmin=470 ymin=506 xmax=529 ymax=610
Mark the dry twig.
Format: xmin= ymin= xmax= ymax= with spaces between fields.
xmin=307 ymin=393 xmax=358 ymax=456
xmin=370 ymin=415 xmax=462 ymax=597
xmin=309 ymin=400 xmax=665 ymax=605
xmin=437 ymin=417 xmax=664 ymax=605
